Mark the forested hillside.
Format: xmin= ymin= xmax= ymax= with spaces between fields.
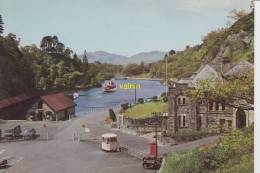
xmin=149 ymin=11 xmax=254 ymax=79
xmin=0 ymin=22 xmax=122 ymax=99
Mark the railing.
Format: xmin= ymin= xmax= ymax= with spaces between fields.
xmin=79 ymin=105 xmax=121 ymax=112
xmin=75 ymin=132 xmax=147 ymax=160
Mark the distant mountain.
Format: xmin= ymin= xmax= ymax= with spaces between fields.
xmin=82 ymin=50 xmax=166 ymax=65
xmin=130 ymin=51 xmax=166 ymax=64
xmin=86 ymin=51 xmax=128 ymax=64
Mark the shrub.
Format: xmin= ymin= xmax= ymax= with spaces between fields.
xmin=152 ymin=96 xmax=158 ymax=101
xmin=109 ymin=109 xmax=116 ymax=122
xmin=160 ymin=92 xmax=168 ymax=102
xmin=161 ymin=126 xmax=253 ymax=173
xmin=121 ymin=103 xmax=129 ymax=112
xmin=138 ymin=98 xmax=144 ymax=104
xmin=173 ymin=129 xmax=216 ymax=142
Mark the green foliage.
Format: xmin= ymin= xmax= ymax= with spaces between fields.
xmin=173 ymin=129 xmax=219 ymax=142
xmin=0 ymin=34 xmax=35 ymax=99
xmin=152 ymin=96 xmax=158 ymax=101
xmin=0 ymin=14 xmax=4 ymax=35
xmin=124 ymin=102 xmax=167 ymax=119
xmin=189 ymin=70 xmax=254 ymax=105
xmin=123 ymin=63 xmax=143 ymax=76
xmin=0 ymin=33 xmax=123 ymax=98
xmin=148 ymin=12 xmax=253 ymax=80
xmin=160 ymin=92 xmax=168 ymax=102
xmin=162 ymin=126 xmax=253 ymax=173
xmin=109 ymin=109 xmax=116 ymax=122
xmin=121 ymin=103 xmax=129 ymax=112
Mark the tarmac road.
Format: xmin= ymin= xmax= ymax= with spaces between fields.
xmin=0 ymin=113 xmax=153 ymax=173
xmin=0 ymin=110 xmax=219 ymax=173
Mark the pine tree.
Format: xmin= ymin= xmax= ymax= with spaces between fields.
xmin=82 ymin=50 xmax=89 ymax=76
xmin=83 ymin=49 xmax=88 ymax=65
xmin=0 ymin=15 xmax=4 ymax=35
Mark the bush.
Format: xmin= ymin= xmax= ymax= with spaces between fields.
xmin=161 ymin=126 xmax=253 ymax=173
xmin=152 ymin=96 xmax=158 ymax=101
xmin=109 ymin=109 xmax=116 ymax=122
xmin=121 ymin=103 xmax=129 ymax=112
xmin=138 ymin=98 xmax=144 ymax=104
xmin=173 ymin=129 xmax=218 ymax=142
xmin=160 ymin=92 xmax=168 ymax=102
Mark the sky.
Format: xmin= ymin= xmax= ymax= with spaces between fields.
xmin=0 ymin=0 xmax=251 ymax=56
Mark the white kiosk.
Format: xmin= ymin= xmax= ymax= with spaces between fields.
xmin=101 ymin=133 xmax=119 ymax=152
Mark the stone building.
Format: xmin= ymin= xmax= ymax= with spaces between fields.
xmin=26 ymin=93 xmax=76 ymax=121
xmin=167 ymin=59 xmax=254 ymax=136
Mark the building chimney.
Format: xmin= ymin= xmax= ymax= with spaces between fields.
xmin=221 ymin=46 xmax=231 ymax=73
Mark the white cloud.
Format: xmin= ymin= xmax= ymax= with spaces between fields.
xmin=175 ymin=0 xmax=251 ymax=15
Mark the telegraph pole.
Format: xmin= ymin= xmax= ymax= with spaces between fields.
xmin=134 ymin=83 xmax=137 ymax=104
xmin=165 ymin=55 xmax=168 ymax=96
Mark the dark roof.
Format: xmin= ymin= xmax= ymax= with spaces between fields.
xmin=41 ymin=93 xmax=76 ymax=112
xmin=0 ymin=91 xmax=42 ymax=109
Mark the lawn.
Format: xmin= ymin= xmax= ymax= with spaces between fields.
xmin=124 ymin=102 xmax=168 ymax=119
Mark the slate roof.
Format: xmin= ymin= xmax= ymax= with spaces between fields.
xmin=177 ymin=78 xmax=192 ymax=84
xmin=0 ymin=91 xmax=42 ymax=110
xmin=192 ymin=64 xmax=220 ymax=83
xmin=41 ymin=93 xmax=76 ymax=112
xmin=224 ymin=60 xmax=253 ymax=77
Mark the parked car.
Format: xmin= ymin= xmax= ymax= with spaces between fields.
xmin=0 ymin=159 xmax=8 ymax=169
xmin=21 ymin=128 xmax=36 ymax=140
xmin=4 ymin=125 xmax=22 ymax=140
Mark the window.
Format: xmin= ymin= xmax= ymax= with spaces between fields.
xmin=215 ymin=102 xmax=219 ymax=110
xmin=178 ymin=98 xmax=181 ymax=104
xmin=178 ymin=116 xmax=181 ymax=127
xmin=209 ymin=100 xmax=213 ymax=111
xmin=228 ymin=120 xmax=232 ymax=127
xmin=183 ymin=116 xmax=186 ymax=127
xmin=178 ymin=114 xmax=187 ymax=127
xmin=222 ymin=103 xmax=225 ymax=110
xmin=183 ymin=98 xmax=186 ymax=104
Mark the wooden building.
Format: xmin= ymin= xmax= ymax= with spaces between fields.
xmin=0 ymin=92 xmax=76 ymax=121
xmin=26 ymin=93 xmax=76 ymax=121
xmin=0 ymin=91 xmax=42 ymax=120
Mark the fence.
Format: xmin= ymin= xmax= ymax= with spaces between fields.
xmin=80 ymin=105 xmax=121 ymax=113
xmin=75 ymin=132 xmax=147 ymax=160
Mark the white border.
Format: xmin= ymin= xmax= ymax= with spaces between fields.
xmin=255 ymin=1 xmax=260 ymax=172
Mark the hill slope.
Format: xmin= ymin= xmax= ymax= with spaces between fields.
xmin=0 ymin=44 xmax=35 ymax=99
xmin=149 ymin=12 xmax=254 ymax=79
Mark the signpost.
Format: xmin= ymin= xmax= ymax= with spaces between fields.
xmin=43 ymin=123 xmax=48 ymax=140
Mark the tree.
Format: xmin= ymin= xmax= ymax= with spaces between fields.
xmin=227 ymin=9 xmax=248 ymax=21
xmin=0 ymin=14 xmax=4 ymax=36
xmin=40 ymin=36 xmax=53 ymax=52
xmin=169 ymin=49 xmax=176 ymax=55
xmin=82 ymin=49 xmax=89 ymax=76
xmin=109 ymin=109 xmax=116 ymax=122
xmin=140 ymin=61 xmax=144 ymax=73
xmin=83 ymin=49 xmax=88 ymax=64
